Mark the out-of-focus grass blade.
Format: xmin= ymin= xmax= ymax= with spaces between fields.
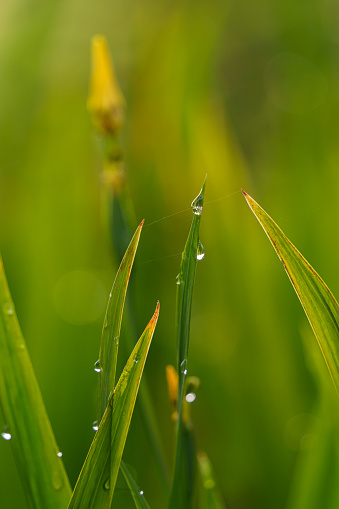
xmin=98 ymin=219 xmax=144 ymax=417
xmin=197 ymin=452 xmax=225 ymax=509
xmin=68 ymin=302 xmax=159 ymax=509
xmin=169 ymin=178 xmax=206 ymax=509
xmin=243 ymin=191 xmax=339 ymax=395
xmin=121 ymin=461 xmax=151 ymax=508
xmin=0 ymin=254 xmax=72 ymax=508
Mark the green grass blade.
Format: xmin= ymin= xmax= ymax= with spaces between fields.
xmin=197 ymin=452 xmax=225 ymax=509
xmin=0 ymin=255 xmax=72 ymax=509
xmin=243 ymin=191 xmax=339 ymax=395
xmin=98 ymin=220 xmax=144 ymax=417
xmin=121 ymin=461 xmax=151 ymax=508
xmin=68 ymin=302 xmax=159 ymax=509
xmin=169 ymin=178 xmax=206 ymax=509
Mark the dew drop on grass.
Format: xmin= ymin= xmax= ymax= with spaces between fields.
xmin=92 ymin=420 xmax=99 ymax=431
xmin=185 ymin=392 xmax=196 ymax=403
xmin=94 ymin=360 xmax=102 ymax=373
xmin=133 ymin=359 xmax=139 ymax=363
xmin=1 ymin=427 xmax=11 ymax=441
xmin=3 ymin=303 xmax=14 ymax=316
xmin=57 ymin=451 xmax=63 ymax=457
xmin=175 ymin=274 xmax=181 ymax=285
xmin=183 ymin=369 xmax=187 ymax=375
xmin=180 ymin=359 xmax=187 ymax=374
xmin=139 ymin=490 xmax=144 ymax=496
xmin=191 ymin=192 xmax=203 ymax=215
xmin=197 ymin=241 xmax=205 ymax=261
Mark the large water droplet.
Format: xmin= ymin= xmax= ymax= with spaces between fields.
xmin=94 ymin=360 xmax=102 ymax=373
xmin=92 ymin=420 xmax=99 ymax=431
xmin=185 ymin=392 xmax=196 ymax=403
xmin=197 ymin=241 xmax=205 ymax=261
xmin=140 ymin=490 xmax=144 ymax=496
xmin=57 ymin=451 xmax=63 ymax=458
xmin=191 ymin=193 xmax=203 ymax=215
xmin=1 ymin=427 xmax=11 ymax=441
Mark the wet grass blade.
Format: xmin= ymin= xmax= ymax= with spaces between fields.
xmin=169 ymin=178 xmax=206 ymax=509
xmin=121 ymin=461 xmax=151 ymax=508
xmin=68 ymin=302 xmax=159 ymax=509
xmin=243 ymin=191 xmax=339 ymax=395
xmin=0 ymin=254 xmax=72 ymax=508
xmin=98 ymin=220 xmax=144 ymax=417
xmin=197 ymin=452 xmax=225 ymax=509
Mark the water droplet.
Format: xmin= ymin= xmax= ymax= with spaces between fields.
xmin=92 ymin=420 xmax=99 ymax=431
xmin=104 ymin=478 xmax=110 ymax=490
xmin=139 ymin=490 xmax=144 ymax=496
xmin=176 ymin=274 xmax=181 ymax=285
xmin=185 ymin=392 xmax=196 ymax=403
xmin=133 ymin=359 xmax=139 ymax=364
xmin=57 ymin=451 xmax=63 ymax=457
xmin=183 ymin=369 xmax=187 ymax=375
xmin=4 ymin=303 xmax=14 ymax=316
xmin=197 ymin=241 xmax=205 ymax=261
xmin=191 ymin=192 xmax=203 ymax=215
xmin=94 ymin=360 xmax=102 ymax=373
xmin=180 ymin=359 xmax=187 ymax=374
xmin=1 ymin=427 xmax=11 ymax=441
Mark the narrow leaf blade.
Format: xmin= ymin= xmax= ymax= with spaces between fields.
xmin=98 ymin=219 xmax=144 ymax=417
xmin=243 ymin=191 xmax=339 ymax=395
xmin=169 ymin=178 xmax=206 ymax=509
xmin=121 ymin=461 xmax=151 ymax=509
xmin=68 ymin=302 xmax=159 ymax=509
xmin=0 ymin=255 xmax=72 ymax=508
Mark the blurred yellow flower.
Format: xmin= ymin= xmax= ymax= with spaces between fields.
xmin=87 ymin=35 xmax=125 ymax=134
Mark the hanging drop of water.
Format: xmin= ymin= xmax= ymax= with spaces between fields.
xmin=185 ymin=392 xmax=196 ymax=403
xmin=191 ymin=192 xmax=203 ymax=215
xmin=180 ymin=359 xmax=187 ymax=373
xmin=197 ymin=241 xmax=205 ymax=261
xmin=139 ymin=490 xmax=144 ymax=496
xmin=92 ymin=420 xmax=99 ymax=431
xmin=94 ymin=360 xmax=102 ymax=373
xmin=183 ymin=369 xmax=188 ymax=375
xmin=1 ymin=427 xmax=11 ymax=441
xmin=57 ymin=451 xmax=63 ymax=457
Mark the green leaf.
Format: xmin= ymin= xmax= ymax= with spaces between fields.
xmin=68 ymin=302 xmax=159 ymax=509
xmin=98 ymin=219 xmax=144 ymax=417
xmin=243 ymin=190 xmax=339 ymax=395
xmin=169 ymin=178 xmax=206 ymax=509
xmin=197 ymin=452 xmax=225 ymax=509
xmin=121 ymin=461 xmax=151 ymax=508
xmin=0 ymin=254 xmax=72 ymax=509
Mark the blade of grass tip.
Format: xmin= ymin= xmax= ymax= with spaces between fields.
xmin=98 ymin=219 xmax=144 ymax=418
xmin=242 ymin=190 xmax=339 ymax=395
xmin=121 ymin=461 xmax=151 ymax=508
xmin=197 ymin=452 xmax=225 ymax=509
xmin=68 ymin=302 xmax=159 ymax=509
xmin=0 ymin=254 xmax=72 ymax=509
xmin=169 ymin=177 xmax=206 ymax=509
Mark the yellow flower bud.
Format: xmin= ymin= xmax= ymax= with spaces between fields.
xmin=87 ymin=35 xmax=125 ymax=134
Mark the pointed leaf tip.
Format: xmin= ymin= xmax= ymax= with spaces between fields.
xmin=139 ymin=219 xmax=145 ymax=228
xmin=241 ymin=189 xmax=247 ymax=196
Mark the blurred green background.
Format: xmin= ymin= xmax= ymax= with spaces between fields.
xmin=1 ymin=0 xmax=339 ymax=507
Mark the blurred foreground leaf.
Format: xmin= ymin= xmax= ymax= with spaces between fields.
xmin=0 ymin=255 xmax=72 ymax=509
xmin=197 ymin=452 xmax=225 ymax=509
xmin=121 ymin=461 xmax=151 ymax=508
xmin=68 ymin=302 xmax=159 ymax=509
xmin=243 ymin=191 xmax=339 ymax=394
xmin=169 ymin=178 xmax=206 ymax=509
